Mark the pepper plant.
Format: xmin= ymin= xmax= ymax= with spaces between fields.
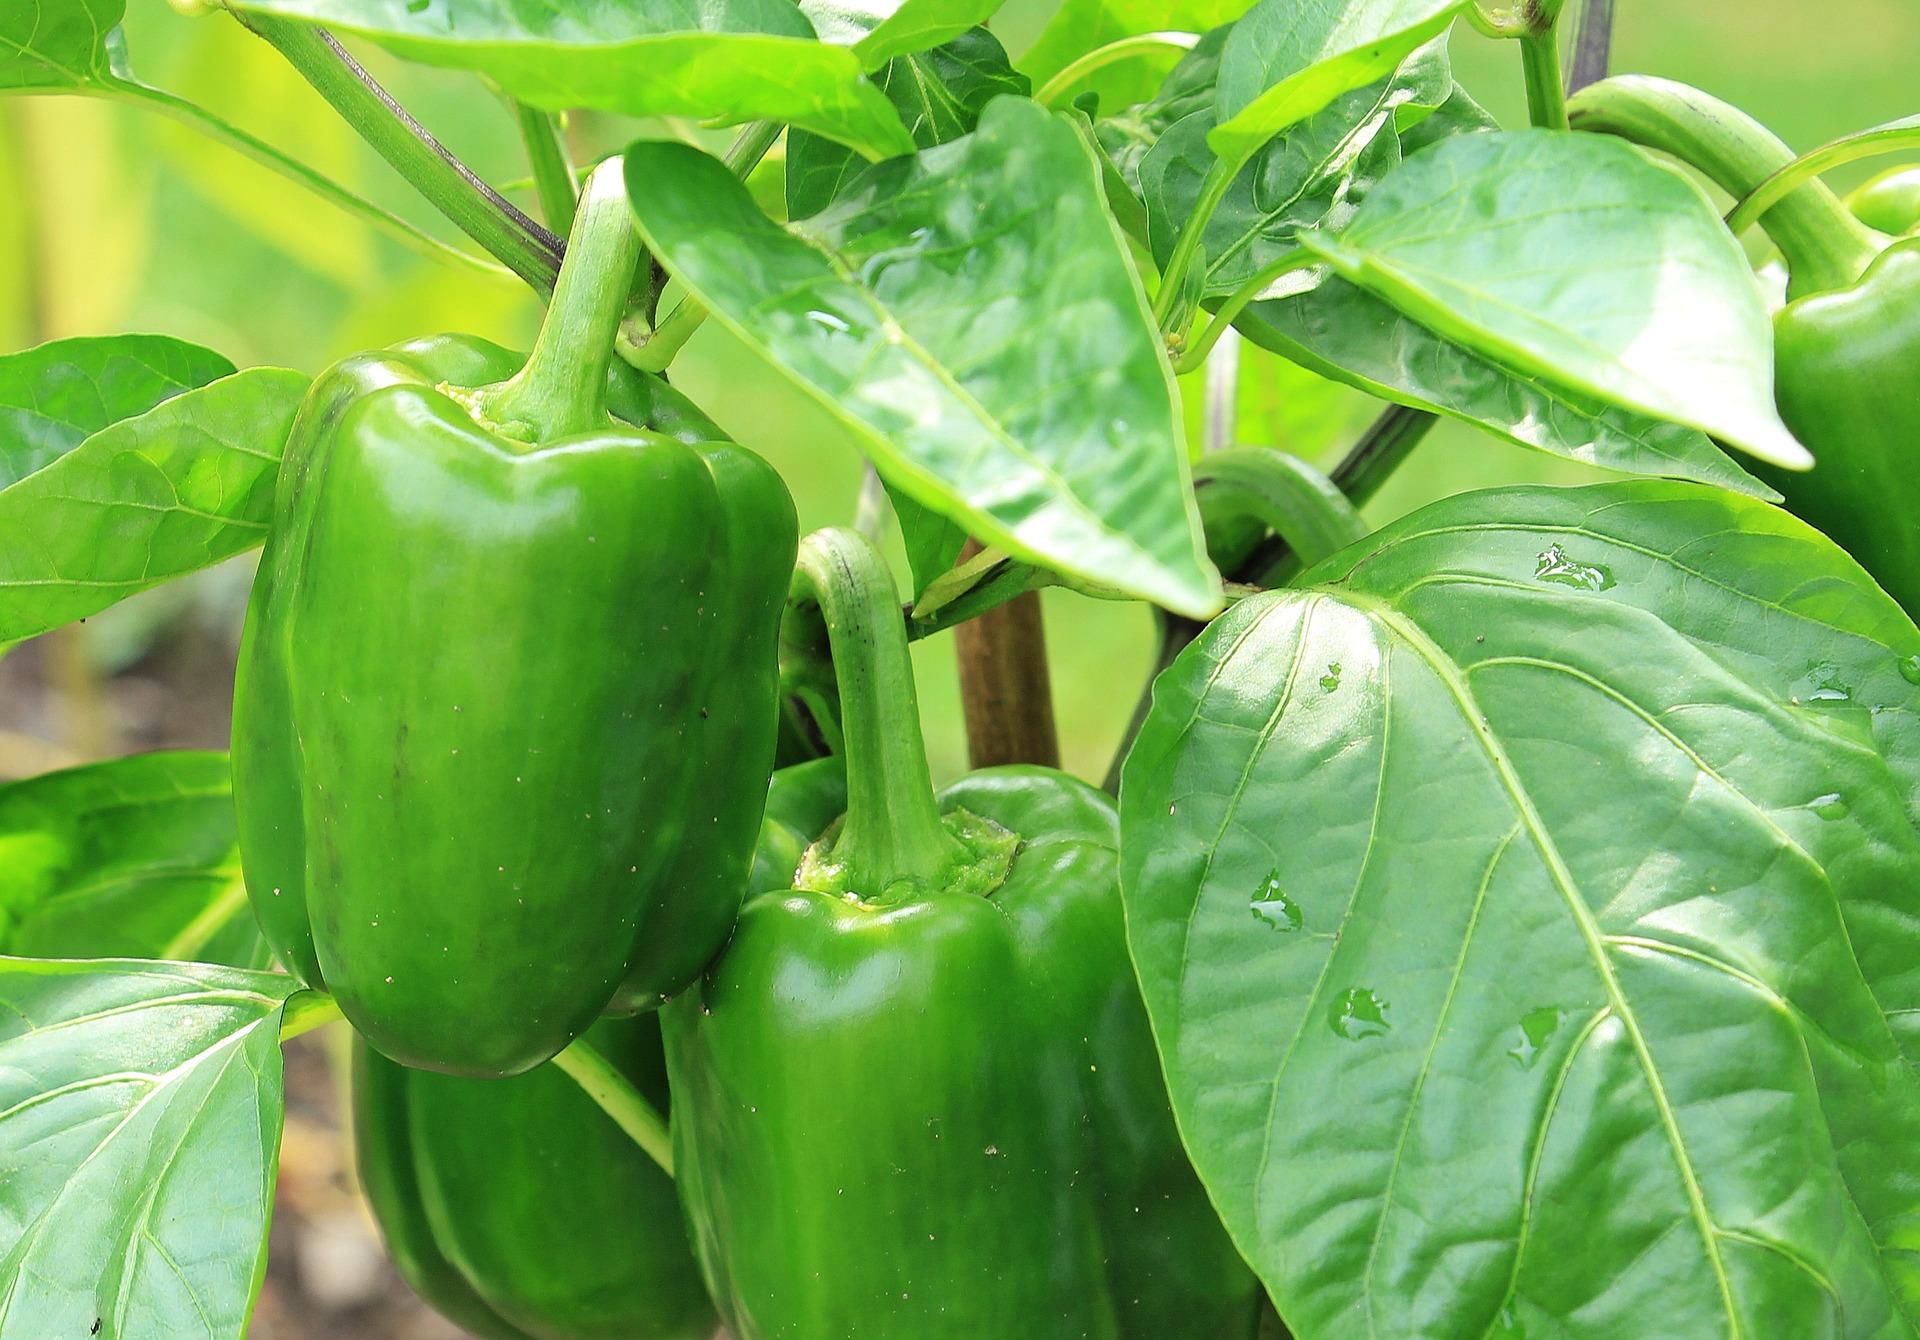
xmin=2 ymin=0 xmax=1919 ymax=1336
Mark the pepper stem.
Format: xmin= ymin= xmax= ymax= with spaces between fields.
xmin=788 ymin=528 xmax=971 ymax=897
xmin=472 ymin=156 xmax=641 ymax=441
xmin=1567 ymin=76 xmax=1881 ymax=300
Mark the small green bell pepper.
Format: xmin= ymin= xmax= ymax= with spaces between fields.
xmin=232 ymin=158 xmax=796 ymax=1076
xmin=1849 ymin=165 xmax=1920 ymax=237
xmin=1570 ymin=78 xmax=1920 ymax=616
xmin=663 ymin=528 xmax=1259 ymax=1339
xmin=354 ymin=1014 xmax=714 ymax=1340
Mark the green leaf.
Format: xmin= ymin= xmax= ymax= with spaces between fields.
xmin=1144 ymin=40 xmax=1451 ymax=297
xmin=0 ymin=958 xmax=298 ymax=1339
xmin=627 ymin=98 xmax=1222 ymax=617
xmin=227 ymin=0 xmax=915 ymax=159
xmin=0 ymin=335 xmax=235 ymax=489
xmin=800 ymin=0 xmax=1011 ymax=68
xmin=0 ymin=0 xmax=121 ymax=92
xmin=1096 ymin=24 xmax=1227 ymax=193
xmin=1207 ymin=0 xmax=1466 ymax=166
xmin=0 ymin=366 xmax=308 ymax=646
xmin=1300 ymin=130 xmax=1810 ymax=469
xmin=0 ymin=752 xmax=266 ymax=970
xmin=1121 ymin=479 xmax=1920 ymax=1338
xmin=1022 ymin=0 xmax=1255 ymax=111
xmin=1238 ymin=276 xmax=1775 ymax=497
xmin=787 ymin=27 xmax=1028 ymax=220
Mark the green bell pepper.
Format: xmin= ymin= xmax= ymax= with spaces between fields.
xmin=354 ymin=1014 xmax=714 ymax=1340
xmin=1570 ymin=78 xmax=1920 ymax=616
xmin=663 ymin=528 xmax=1260 ymax=1339
xmin=1848 ymin=164 xmax=1920 ymax=237
xmin=232 ymin=158 xmax=796 ymax=1076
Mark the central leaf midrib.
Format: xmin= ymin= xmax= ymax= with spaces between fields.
xmin=1345 ymin=589 xmax=1741 ymax=1335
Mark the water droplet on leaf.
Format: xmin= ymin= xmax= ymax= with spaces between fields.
xmin=1250 ymin=870 xmax=1302 ymax=931
xmin=1899 ymin=654 xmax=1920 ymax=686
xmin=1330 ymin=987 xmax=1390 ymax=1040
xmin=1319 ymin=663 xmax=1342 ymax=693
xmin=1532 ymin=544 xmax=1614 ymax=592
xmin=1792 ymin=660 xmax=1852 ymax=703
xmin=1810 ymin=792 xmax=1850 ymax=820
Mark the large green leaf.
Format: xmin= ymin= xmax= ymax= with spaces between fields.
xmin=229 ymin=0 xmax=915 ymax=159
xmin=0 ymin=958 xmax=300 ymax=1339
xmin=1238 ymin=276 xmax=1773 ymax=497
xmin=1121 ymin=480 xmax=1920 ymax=1338
xmin=0 ymin=752 xmax=265 ymax=970
xmin=0 ymin=0 xmax=121 ymax=91
xmin=787 ymin=27 xmax=1028 ymax=220
xmin=1300 ymin=130 xmax=1809 ymax=469
xmin=0 ymin=335 xmax=235 ymax=488
xmin=0 ymin=366 xmax=306 ymax=646
xmin=1144 ymin=39 xmax=1450 ymax=296
xmin=1207 ymin=0 xmax=1466 ymax=165
xmin=799 ymin=0 xmax=1009 ymax=68
xmin=1109 ymin=37 xmax=1763 ymax=496
xmin=1020 ymin=0 xmax=1254 ymax=110
xmin=626 ymin=97 xmax=1221 ymax=617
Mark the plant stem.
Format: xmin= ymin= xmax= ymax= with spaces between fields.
xmin=953 ymin=541 xmax=1060 ymax=769
xmin=237 ymin=13 xmax=562 ymax=292
xmin=107 ymin=79 xmax=512 ymax=278
xmin=1173 ymin=247 xmax=1313 ymax=373
xmin=1193 ymin=449 xmax=1368 ymax=570
xmin=514 ymin=101 xmax=578 ymax=232
xmin=624 ymin=121 xmax=784 ymax=372
xmin=279 ymin=990 xmax=344 ymax=1043
xmin=788 ymin=528 xmax=969 ymax=893
xmin=472 ymin=158 xmax=640 ymax=439
xmin=552 ymin=1037 xmax=673 ymax=1176
xmin=1520 ymin=28 xmax=1569 ymax=129
xmin=1567 ymin=75 xmax=1880 ymax=298
xmin=1565 ymin=0 xmax=1614 ymax=94
xmin=1727 ymin=115 xmax=1920 ymax=236
xmin=1034 ymin=31 xmax=1202 ymax=106
xmin=1153 ymin=158 xmax=1234 ymax=330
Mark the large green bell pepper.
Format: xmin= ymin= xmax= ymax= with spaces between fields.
xmin=232 ymin=159 xmax=796 ymax=1076
xmin=1570 ymin=77 xmax=1920 ymax=616
xmin=354 ymin=1014 xmax=714 ymax=1340
xmin=663 ymin=528 xmax=1259 ymax=1339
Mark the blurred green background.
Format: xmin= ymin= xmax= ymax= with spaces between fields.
xmin=4 ymin=0 xmax=1917 ymax=791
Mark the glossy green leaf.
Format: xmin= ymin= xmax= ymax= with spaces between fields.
xmin=0 ymin=0 xmax=121 ymax=91
xmin=228 ymin=0 xmax=915 ymax=159
xmin=1096 ymin=24 xmax=1227 ymax=193
xmin=1121 ymin=479 xmax=1920 ymax=1338
xmin=1021 ymin=0 xmax=1254 ymax=110
xmin=787 ymin=27 xmax=1028 ymax=219
xmin=800 ymin=0 xmax=1010 ymax=68
xmin=0 ymin=366 xmax=307 ymax=646
xmin=1238 ymin=276 xmax=1774 ymax=497
xmin=627 ymin=97 xmax=1221 ymax=617
xmin=0 ymin=335 xmax=235 ymax=489
xmin=0 ymin=958 xmax=299 ymax=1339
xmin=1144 ymin=40 xmax=1451 ymax=296
xmin=1300 ymin=130 xmax=1810 ymax=469
xmin=0 ymin=752 xmax=266 ymax=970
xmin=1207 ymin=0 xmax=1466 ymax=166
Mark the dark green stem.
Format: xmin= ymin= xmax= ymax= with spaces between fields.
xmin=788 ymin=529 xmax=968 ymax=894
xmin=1193 ymin=449 xmax=1368 ymax=570
xmin=472 ymin=158 xmax=641 ymax=440
xmin=515 ymin=101 xmax=578 ymax=232
xmin=238 ymin=13 xmax=562 ymax=291
xmin=1154 ymin=158 xmax=1234 ymax=330
xmin=1567 ymin=75 xmax=1880 ymax=298
xmin=1727 ymin=116 xmax=1920 ymax=235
